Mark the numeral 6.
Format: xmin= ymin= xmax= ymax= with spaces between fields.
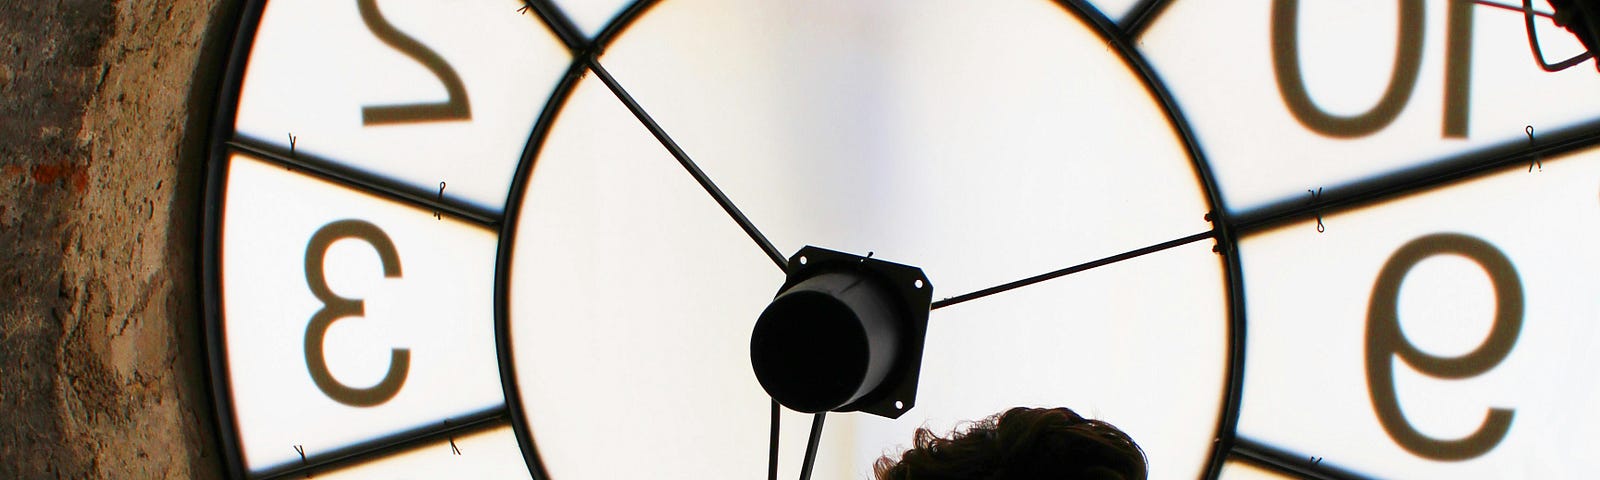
xmin=1366 ymin=232 xmax=1521 ymax=460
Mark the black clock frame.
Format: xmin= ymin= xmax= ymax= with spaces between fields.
xmin=198 ymin=0 xmax=1600 ymax=479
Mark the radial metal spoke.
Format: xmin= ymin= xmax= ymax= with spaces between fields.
xmin=258 ymin=408 xmax=506 ymax=480
xmin=930 ymin=230 xmax=1215 ymax=311
xmin=585 ymin=58 xmax=790 ymax=272
xmin=226 ymin=139 xmax=501 ymax=227
xmin=1233 ymin=124 xmax=1600 ymax=235
xmin=1230 ymin=437 xmax=1368 ymax=480
xmin=520 ymin=0 xmax=586 ymax=52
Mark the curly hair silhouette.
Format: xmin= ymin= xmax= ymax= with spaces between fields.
xmin=874 ymin=407 xmax=1146 ymax=480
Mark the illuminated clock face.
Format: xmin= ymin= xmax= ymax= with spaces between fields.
xmin=202 ymin=0 xmax=1600 ymax=479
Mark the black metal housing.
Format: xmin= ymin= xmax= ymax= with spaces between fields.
xmin=753 ymin=246 xmax=933 ymax=419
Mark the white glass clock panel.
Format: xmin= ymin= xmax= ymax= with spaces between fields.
xmin=311 ymin=426 xmax=530 ymax=479
xmin=852 ymin=240 xmax=1227 ymax=480
xmin=220 ymin=154 xmax=504 ymax=473
xmin=1235 ymin=146 xmax=1600 ymax=477
xmin=1217 ymin=459 xmax=1296 ymax=480
xmin=597 ymin=0 xmax=1215 ymax=299
xmin=547 ymin=0 xmax=630 ymax=37
xmin=510 ymin=26 xmax=1225 ymax=480
xmin=546 ymin=0 xmax=1150 ymax=38
xmin=1085 ymin=0 xmax=1144 ymax=23
xmin=1140 ymin=0 xmax=1600 ymax=214
xmin=233 ymin=0 xmax=570 ymax=212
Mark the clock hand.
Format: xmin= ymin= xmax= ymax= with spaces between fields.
xmin=588 ymin=59 xmax=789 ymax=271
xmin=798 ymin=412 xmax=827 ymax=480
xmin=769 ymin=400 xmax=781 ymax=480
xmin=931 ymin=230 xmax=1215 ymax=310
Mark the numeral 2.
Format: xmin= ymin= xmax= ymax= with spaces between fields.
xmin=357 ymin=0 xmax=471 ymax=124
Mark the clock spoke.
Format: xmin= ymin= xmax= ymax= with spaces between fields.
xmin=1214 ymin=458 xmax=1304 ymax=480
xmin=1229 ymin=438 xmax=1367 ymax=480
xmin=270 ymin=422 xmax=532 ymax=480
xmin=227 ymin=139 xmax=500 ymax=226
xmin=930 ymin=230 xmax=1214 ymax=310
xmin=257 ymin=411 xmax=506 ymax=480
xmin=1231 ymin=124 xmax=1600 ymax=234
xmin=520 ymin=0 xmax=586 ymax=53
xmin=587 ymin=59 xmax=789 ymax=272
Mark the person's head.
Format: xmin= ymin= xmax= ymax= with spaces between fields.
xmin=873 ymin=406 xmax=1146 ymax=480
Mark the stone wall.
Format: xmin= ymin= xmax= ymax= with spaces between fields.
xmin=2 ymin=1 xmax=231 ymax=478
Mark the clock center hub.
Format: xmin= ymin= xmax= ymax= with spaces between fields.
xmin=749 ymin=246 xmax=932 ymax=418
